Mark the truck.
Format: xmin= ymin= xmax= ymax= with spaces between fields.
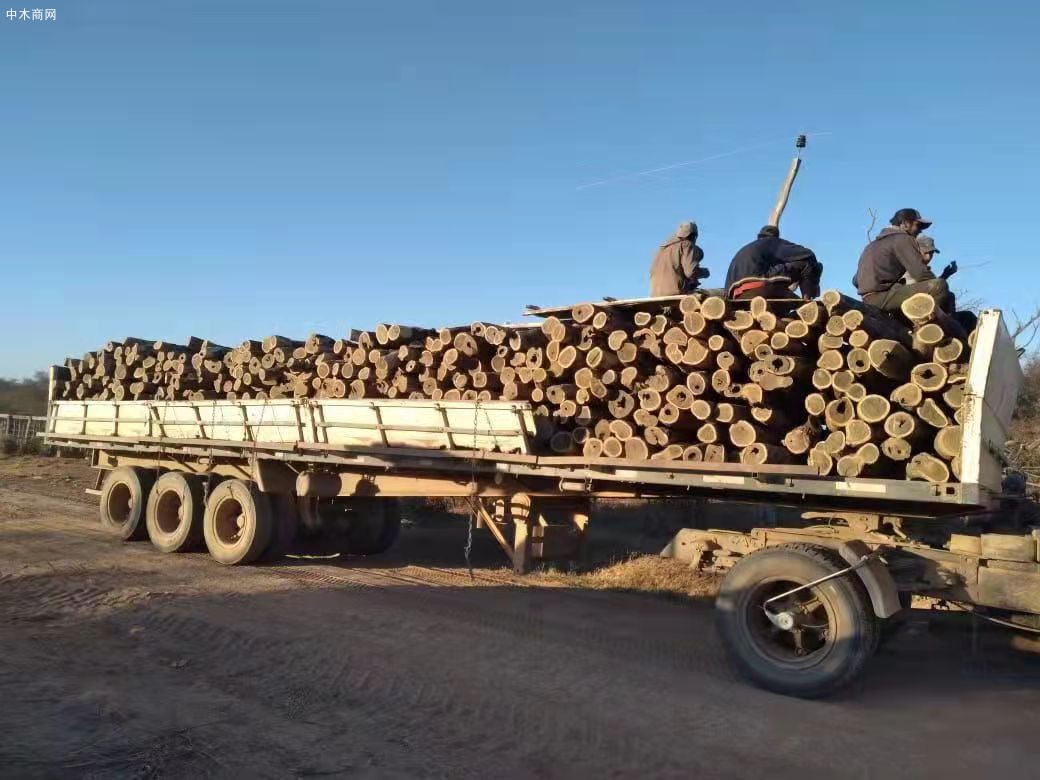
xmin=41 ymin=298 xmax=1033 ymax=699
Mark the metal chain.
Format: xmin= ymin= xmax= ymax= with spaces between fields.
xmin=464 ymin=400 xmax=479 ymax=579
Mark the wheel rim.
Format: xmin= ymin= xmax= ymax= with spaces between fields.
xmin=213 ymin=496 xmax=246 ymax=547
xmin=107 ymin=483 xmax=133 ymax=525
xmin=743 ymin=577 xmax=836 ymax=671
xmin=154 ymin=489 xmax=184 ymax=535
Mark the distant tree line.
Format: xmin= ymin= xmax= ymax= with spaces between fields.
xmin=0 ymin=372 xmax=49 ymax=415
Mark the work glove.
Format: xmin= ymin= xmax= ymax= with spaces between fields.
xmin=940 ymin=261 xmax=958 ymax=280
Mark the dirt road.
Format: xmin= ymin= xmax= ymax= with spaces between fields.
xmin=2 ymin=466 xmax=1040 ymax=778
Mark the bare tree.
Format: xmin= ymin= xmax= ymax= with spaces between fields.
xmin=865 ymin=208 xmax=877 ymax=242
xmin=1011 ymin=305 xmax=1040 ymax=353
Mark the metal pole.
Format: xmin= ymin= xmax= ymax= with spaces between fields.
xmin=767 ymin=134 xmax=807 ymax=228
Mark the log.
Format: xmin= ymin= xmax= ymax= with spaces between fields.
xmin=847 ymin=330 xmax=870 ymax=349
xmin=911 ymin=323 xmax=944 ymax=358
xmin=697 ymin=423 xmax=720 ymax=444
xmin=902 ymin=293 xmax=967 ymax=339
xmin=715 ymin=403 xmax=751 ymax=424
xmin=682 ymin=444 xmax=704 ymax=462
xmin=729 ymin=420 xmax=777 ymax=448
xmin=582 ymin=437 xmax=604 ymax=458
xmin=824 ymin=398 xmax=855 ymax=429
xmin=817 ymin=350 xmax=844 ymax=371
xmin=818 ymin=334 xmax=844 ymax=351
xmin=809 ymin=446 xmax=834 ymax=475
xmin=884 ymin=411 xmax=919 ymax=439
xmin=934 ymin=338 xmax=966 ymax=365
xmin=797 ymin=300 xmax=826 ymax=327
xmin=784 ymin=319 xmax=811 ymax=340
xmin=857 ymin=394 xmax=891 ymax=424
xmin=843 ymin=350 xmax=869 ymax=377
xmin=911 ymin=362 xmax=948 ymax=392
xmin=685 ymin=371 xmax=708 ymax=396
xmin=891 ymin=383 xmax=923 ymax=410
xmin=867 ymin=340 xmax=913 ymax=380
xmin=783 ymin=421 xmax=818 ymax=455
xmin=652 ymin=444 xmax=686 ymax=461
xmin=934 ymin=425 xmax=962 ymax=460
xmin=881 ymin=437 xmax=912 ymax=461
xmin=633 ymin=409 xmax=659 ymax=428
xmin=830 ymin=370 xmax=855 ymax=394
xmin=907 ymin=452 xmax=950 ymax=483
xmin=943 ymin=383 xmax=965 ymax=410
xmin=609 ymin=419 xmax=635 ymax=441
xmin=812 ymin=369 xmax=833 ymax=390
xmin=741 ymin=443 xmax=792 ymax=465
xmin=844 ymin=419 xmax=874 ymax=448
xmin=821 ymin=290 xmax=912 ymax=345
xmin=804 ymin=393 xmax=827 ymax=417
xmin=690 ymin=399 xmax=715 ymax=421
xmin=700 ymin=296 xmax=729 ymax=321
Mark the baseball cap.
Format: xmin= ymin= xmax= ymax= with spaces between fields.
xmin=676 ymin=221 xmax=698 ymax=239
xmin=916 ymin=236 xmax=940 ymax=254
xmin=892 ymin=208 xmax=932 ymax=228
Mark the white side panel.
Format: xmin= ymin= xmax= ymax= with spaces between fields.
xmin=960 ymin=310 xmax=1024 ymax=495
xmin=313 ymin=400 xmax=532 ymax=452
xmin=48 ymin=399 xmax=533 ymax=454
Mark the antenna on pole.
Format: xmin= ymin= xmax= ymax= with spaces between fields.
xmin=768 ymin=135 xmax=807 ymax=228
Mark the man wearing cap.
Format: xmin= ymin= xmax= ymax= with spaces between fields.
xmin=725 ymin=225 xmax=822 ymax=300
xmin=649 ymin=221 xmax=707 ymax=296
xmin=854 ymin=208 xmax=952 ymax=314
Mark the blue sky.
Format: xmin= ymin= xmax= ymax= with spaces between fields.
xmin=2 ymin=0 xmax=1038 ymax=376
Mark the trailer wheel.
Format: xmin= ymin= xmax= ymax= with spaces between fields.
xmin=716 ymin=544 xmax=879 ymax=698
xmin=203 ymin=479 xmax=274 ymax=565
xmin=346 ymin=498 xmax=401 ymax=555
xmin=99 ymin=467 xmax=154 ymax=541
xmin=145 ymin=472 xmax=204 ymax=553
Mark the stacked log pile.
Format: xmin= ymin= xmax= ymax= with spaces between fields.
xmin=50 ymin=289 xmax=972 ymax=483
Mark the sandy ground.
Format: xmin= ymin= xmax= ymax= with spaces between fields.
xmin=3 ymin=456 xmax=1040 ymax=778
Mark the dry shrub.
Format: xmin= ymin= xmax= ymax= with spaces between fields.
xmin=534 ymin=554 xmax=718 ymax=601
xmin=1009 ymin=356 xmax=1040 ymax=487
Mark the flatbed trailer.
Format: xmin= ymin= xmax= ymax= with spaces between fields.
xmin=42 ymin=309 xmax=1034 ymax=697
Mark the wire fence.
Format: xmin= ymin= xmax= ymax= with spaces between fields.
xmin=0 ymin=413 xmax=48 ymax=451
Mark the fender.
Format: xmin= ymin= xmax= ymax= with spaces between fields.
xmin=839 ymin=539 xmax=902 ymax=618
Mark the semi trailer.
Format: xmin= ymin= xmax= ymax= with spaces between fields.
xmin=43 ymin=302 xmax=1030 ymax=697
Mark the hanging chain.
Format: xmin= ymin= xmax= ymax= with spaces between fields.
xmin=464 ymin=401 xmax=480 ymax=580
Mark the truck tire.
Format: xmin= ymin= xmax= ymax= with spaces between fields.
xmin=99 ymin=467 xmax=154 ymax=541
xmin=145 ymin=471 xmax=204 ymax=554
xmin=346 ymin=498 xmax=402 ymax=555
xmin=202 ymin=479 xmax=274 ymax=565
xmin=715 ymin=544 xmax=879 ymax=698
xmin=263 ymin=494 xmax=300 ymax=561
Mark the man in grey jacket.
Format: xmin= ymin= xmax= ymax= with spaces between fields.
xmin=853 ymin=208 xmax=952 ymax=313
xmin=650 ymin=221 xmax=707 ymax=296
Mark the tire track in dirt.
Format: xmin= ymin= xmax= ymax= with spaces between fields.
xmin=107 ymin=599 xmax=733 ymax=778
xmin=0 ymin=575 xmax=149 ymax=623
xmin=265 ymin=561 xmax=731 ymax=680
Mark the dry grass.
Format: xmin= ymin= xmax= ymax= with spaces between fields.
xmin=532 ymin=554 xmax=719 ymax=602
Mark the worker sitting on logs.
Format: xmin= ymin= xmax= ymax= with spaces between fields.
xmin=853 ymin=208 xmax=953 ymax=314
xmin=724 ymin=225 xmax=822 ymax=300
xmin=649 ymin=221 xmax=709 ymax=296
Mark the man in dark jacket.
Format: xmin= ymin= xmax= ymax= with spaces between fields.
xmin=853 ymin=208 xmax=952 ymax=313
xmin=725 ymin=225 xmax=822 ymax=300
xmin=650 ymin=221 xmax=706 ymax=296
